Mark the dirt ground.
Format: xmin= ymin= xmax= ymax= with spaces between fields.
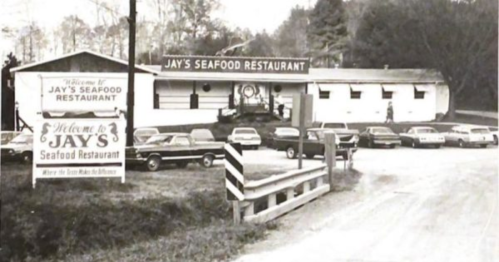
xmin=233 ymin=146 xmax=499 ymax=262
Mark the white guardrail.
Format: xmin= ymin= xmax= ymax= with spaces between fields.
xmin=240 ymin=164 xmax=329 ymax=223
xmin=225 ymin=132 xmax=352 ymax=224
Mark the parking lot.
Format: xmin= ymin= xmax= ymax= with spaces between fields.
xmin=235 ymin=145 xmax=499 ymax=262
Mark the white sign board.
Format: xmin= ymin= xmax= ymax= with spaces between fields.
xmin=292 ymin=94 xmax=314 ymax=128
xmin=33 ymin=118 xmax=125 ymax=187
xmin=40 ymin=75 xmax=127 ymax=112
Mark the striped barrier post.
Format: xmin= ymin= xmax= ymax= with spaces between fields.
xmin=224 ymin=143 xmax=244 ymax=224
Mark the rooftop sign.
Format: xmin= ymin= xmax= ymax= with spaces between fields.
xmin=161 ymin=55 xmax=309 ymax=74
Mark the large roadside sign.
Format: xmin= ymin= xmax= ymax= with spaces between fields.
xmin=32 ymin=118 xmax=125 ymax=188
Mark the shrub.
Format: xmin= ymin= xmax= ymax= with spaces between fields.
xmin=0 ymin=172 xmax=234 ymax=262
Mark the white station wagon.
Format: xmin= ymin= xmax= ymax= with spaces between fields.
xmin=444 ymin=125 xmax=495 ymax=148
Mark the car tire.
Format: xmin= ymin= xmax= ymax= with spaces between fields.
xmin=200 ymin=154 xmax=214 ymax=168
xmin=389 ymin=144 xmax=396 ymax=149
xmin=493 ymin=135 xmax=498 ymax=145
xmin=145 ymin=156 xmax=161 ymax=172
xmin=21 ymin=152 xmax=32 ymax=164
xmin=458 ymin=139 xmax=465 ymax=148
xmin=368 ymin=140 xmax=374 ymax=148
xmin=480 ymin=144 xmax=487 ymax=148
xmin=435 ymin=145 xmax=441 ymax=149
xmin=411 ymin=140 xmax=418 ymax=148
xmin=306 ymin=154 xmax=315 ymax=159
xmin=286 ymin=146 xmax=296 ymax=159
xmin=176 ymin=161 xmax=189 ymax=168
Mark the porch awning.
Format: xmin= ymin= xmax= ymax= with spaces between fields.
xmin=381 ymin=84 xmax=399 ymax=92
xmin=349 ymin=84 xmax=373 ymax=92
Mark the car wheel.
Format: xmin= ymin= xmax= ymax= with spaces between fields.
xmin=458 ymin=139 xmax=465 ymax=148
xmin=480 ymin=144 xmax=487 ymax=148
xmin=21 ymin=152 xmax=32 ymax=164
xmin=411 ymin=140 xmax=418 ymax=148
xmin=145 ymin=156 xmax=161 ymax=172
xmin=306 ymin=154 xmax=315 ymax=159
xmin=493 ymin=135 xmax=498 ymax=145
xmin=286 ymin=146 xmax=296 ymax=159
xmin=368 ymin=140 xmax=374 ymax=148
xmin=389 ymin=144 xmax=396 ymax=149
xmin=176 ymin=161 xmax=189 ymax=168
xmin=435 ymin=145 xmax=441 ymax=149
xmin=200 ymin=154 xmax=214 ymax=168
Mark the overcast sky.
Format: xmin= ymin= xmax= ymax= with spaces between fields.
xmin=0 ymin=0 xmax=317 ymax=57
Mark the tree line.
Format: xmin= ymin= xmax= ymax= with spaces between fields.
xmin=3 ymin=0 xmax=497 ymax=115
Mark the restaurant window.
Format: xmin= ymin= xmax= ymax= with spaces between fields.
xmin=319 ymin=89 xmax=330 ymax=99
xmin=350 ymin=89 xmax=362 ymax=99
xmin=414 ymin=87 xmax=425 ymax=99
xmin=382 ymin=88 xmax=393 ymax=99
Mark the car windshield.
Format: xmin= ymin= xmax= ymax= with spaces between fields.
xmin=471 ymin=128 xmax=490 ymax=134
xmin=371 ymin=127 xmax=393 ymax=134
xmin=416 ymin=128 xmax=438 ymax=134
xmin=191 ymin=129 xmax=215 ymax=141
xmin=276 ymin=128 xmax=299 ymax=136
xmin=323 ymin=123 xmax=346 ymax=129
xmin=10 ymin=134 xmax=33 ymax=144
xmin=135 ymin=129 xmax=159 ymax=136
xmin=235 ymin=129 xmax=256 ymax=135
xmin=145 ymin=135 xmax=174 ymax=144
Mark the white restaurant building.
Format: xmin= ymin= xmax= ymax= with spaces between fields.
xmin=10 ymin=50 xmax=449 ymax=128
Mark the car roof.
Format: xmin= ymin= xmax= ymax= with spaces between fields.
xmin=156 ymin=132 xmax=189 ymax=136
xmin=233 ymin=127 xmax=257 ymax=130
xmin=367 ymin=126 xmax=391 ymax=129
xmin=411 ymin=126 xmax=436 ymax=129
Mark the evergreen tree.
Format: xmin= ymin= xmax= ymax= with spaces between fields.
xmin=307 ymin=0 xmax=348 ymax=67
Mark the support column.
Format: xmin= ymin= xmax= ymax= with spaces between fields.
xmin=190 ymin=81 xmax=198 ymax=109
xmin=268 ymin=82 xmax=274 ymax=117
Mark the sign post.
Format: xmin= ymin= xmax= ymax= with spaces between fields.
xmin=292 ymin=93 xmax=313 ymax=169
xmin=325 ymin=132 xmax=336 ymax=192
xmin=224 ymin=143 xmax=244 ymax=224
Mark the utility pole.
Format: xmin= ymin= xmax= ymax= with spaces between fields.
xmin=126 ymin=0 xmax=136 ymax=146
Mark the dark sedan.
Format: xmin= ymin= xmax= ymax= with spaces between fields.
xmin=359 ymin=126 xmax=401 ymax=148
xmin=266 ymin=127 xmax=299 ymax=149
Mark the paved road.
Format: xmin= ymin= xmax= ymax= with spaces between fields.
xmin=235 ymin=146 xmax=499 ymax=262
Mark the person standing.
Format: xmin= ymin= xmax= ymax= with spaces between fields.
xmin=386 ymin=101 xmax=394 ymax=123
xmin=275 ymin=93 xmax=284 ymax=119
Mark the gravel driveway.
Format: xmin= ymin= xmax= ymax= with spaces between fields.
xmin=234 ymin=146 xmax=499 ymax=262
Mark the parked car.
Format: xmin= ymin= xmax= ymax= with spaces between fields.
xmin=1 ymin=131 xmax=22 ymax=145
xmin=399 ymin=126 xmax=445 ymax=148
xmin=190 ymin=128 xmax=216 ymax=143
xmin=359 ymin=126 xmax=401 ymax=148
xmin=316 ymin=121 xmax=359 ymax=148
xmin=266 ymin=127 xmax=299 ymax=149
xmin=126 ymin=133 xmax=225 ymax=171
xmin=227 ymin=127 xmax=261 ymax=150
xmin=273 ymin=128 xmax=356 ymax=160
xmin=1 ymin=133 xmax=33 ymax=163
xmin=134 ymin=128 xmax=159 ymax=145
xmin=443 ymin=125 xmax=495 ymax=148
